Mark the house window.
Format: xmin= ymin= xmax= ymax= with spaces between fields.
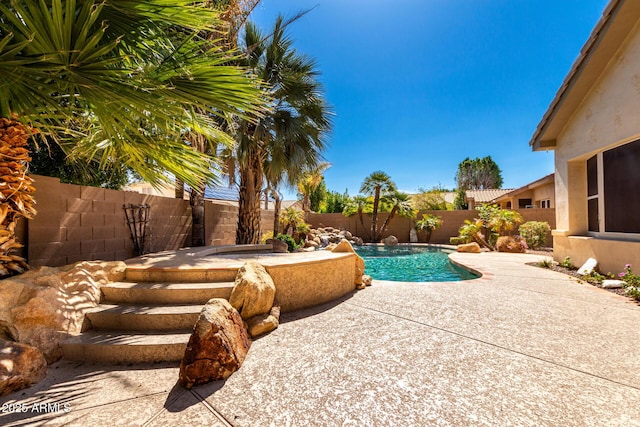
xmin=540 ymin=199 xmax=551 ymax=209
xmin=518 ymin=198 xmax=532 ymax=209
xmin=586 ymin=139 xmax=640 ymax=234
xmin=603 ymin=139 xmax=640 ymax=233
xmin=587 ymin=155 xmax=599 ymax=232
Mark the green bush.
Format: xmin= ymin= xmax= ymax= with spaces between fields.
xmin=560 ymin=256 xmax=574 ymax=269
xmin=519 ymin=221 xmax=551 ymax=249
xmin=275 ymin=233 xmax=298 ymax=253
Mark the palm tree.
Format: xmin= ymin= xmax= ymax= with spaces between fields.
xmin=489 ymin=209 xmax=523 ymax=236
xmin=415 ymin=214 xmax=444 ymax=243
xmin=378 ymin=191 xmax=416 ymax=238
xmin=0 ymin=0 xmax=263 ymax=189
xmin=0 ymin=0 xmax=263 ymax=272
xmin=360 ymin=171 xmax=396 ymax=242
xmin=233 ymin=16 xmax=331 ymax=244
xmin=343 ymin=196 xmax=371 ymax=241
xmin=297 ymin=162 xmax=331 ymax=218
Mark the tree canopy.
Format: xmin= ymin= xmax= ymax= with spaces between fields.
xmin=455 ymin=156 xmax=503 ymax=190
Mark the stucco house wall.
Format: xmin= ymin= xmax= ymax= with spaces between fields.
xmin=531 ymin=0 xmax=640 ymax=273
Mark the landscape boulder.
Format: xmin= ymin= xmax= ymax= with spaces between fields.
xmin=246 ymin=305 xmax=281 ymax=338
xmin=0 ymin=261 xmax=126 ymax=363
xmin=457 ymin=242 xmax=481 ymax=253
xmin=577 ymin=258 xmax=598 ymax=275
xmin=0 ymin=339 xmax=47 ymax=397
xmin=267 ymin=238 xmax=288 ymax=253
xmin=496 ymin=236 xmax=527 ymax=253
xmin=332 ymin=240 xmax=366 ymax=286
xmin=229 ymin=262 xmax=276 ymax=320
xmin=382 ymin=235 xmax=399 ymax=246
xmin=602 ymin=280 xmax=625 ymax=289
xmin=179 ymin=299 xmax=251 ymax=388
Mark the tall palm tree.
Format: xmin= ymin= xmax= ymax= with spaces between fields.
xmin=297 ymin=162 xmax=330 ymax=218
xmin=233 ymin=16 xmax=331 ymax=244
xmin=360 ymin=171 xmax=396 ymax=242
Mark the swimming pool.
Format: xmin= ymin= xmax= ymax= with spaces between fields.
xmin=354 ymin=245 xmax=479 ymax=282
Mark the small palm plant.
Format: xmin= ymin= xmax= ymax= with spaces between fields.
xmin=415 ymin=214 xmax=443 ymax=243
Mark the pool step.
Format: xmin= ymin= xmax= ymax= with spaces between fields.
xmin=62 ymin=331 xmax=191 ymax=364
xmin=101 ymin=281 xmax=235 ymax=305
xmin=86 ymin=304 xmax=204 ymax=331
xmin=125 ymin=267 xmax=239 ymax=283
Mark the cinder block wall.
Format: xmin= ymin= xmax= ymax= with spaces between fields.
xmin=308 ymin=209 xmax=556 ymax=245
xmin=24 ymin=175 xmax=280 ymax=267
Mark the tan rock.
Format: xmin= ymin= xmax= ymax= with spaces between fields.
xmin=0 ymin=339 xmax=47 ymax=397
xmin=179 ymin=299 xmax=251 ymax=388
xmin=267 ymin=238 xmax=288 ymax=253
xmin=0 ymin=261 xmax=125 ymax=363
xmin=457 ymin=242 xmax=482 ymax=253
xmin=496 ymin=236 xmax=526 ymax=253
xmin=332 ymin=240 xmax=366 ymax=285
xmin=229 ymin=262 xmax=276 ymax=320
xmin=247 ymin=314 xmax=279 ymax=338
xmin=382 ymin=235 xmax=399 ymax=246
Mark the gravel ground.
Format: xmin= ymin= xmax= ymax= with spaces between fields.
xmin=524 ymin=250 xmax=638 ymax=303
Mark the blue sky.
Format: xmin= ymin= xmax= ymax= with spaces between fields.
xmin=250 ymin=0 xmax=610 ymax=198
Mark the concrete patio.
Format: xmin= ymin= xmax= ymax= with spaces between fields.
xmin=1 ymin=252 xmax=639 ymax=426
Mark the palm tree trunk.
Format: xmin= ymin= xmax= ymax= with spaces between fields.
xmin=371 ymin=188 xmax=381 ymax=241
xmin=357 ymin=209 xmax=370 ymax=242
xmin=190 ymin=183 xmax=206 ymax=246
xmin=175 ymin=179 xmax=184 ymax=199
xmin=236 ymin=149 xmax=263 ymax=244
xmin=272 ymin=190 xmax=282 ymax=236
xmin=378 ymin=207 xmax=398 ymax=238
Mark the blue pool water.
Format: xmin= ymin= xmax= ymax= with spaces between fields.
xmin=354 ymin=245 xmax=479 ymax=282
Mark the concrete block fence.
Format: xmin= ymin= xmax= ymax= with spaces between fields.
xmin=22 ymin=175 xmax=274 ymax=267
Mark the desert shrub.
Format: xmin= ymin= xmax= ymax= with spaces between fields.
xmin=261 ymin=231 xmax=274 ymax=244
xmin=274 ymin=233 xmax=298 ymax=253
xmin=519 ymin=221 xmax=551 ymax=249
xmin=537 ymin=258 xmax=553 ymax=268
xmin=450 ymin=236 xmax=468 ymax=245
xmin=560 ymin=256 xmax=574 ymax=269
xmin=619 ymin=264 xmax=640 ymax=301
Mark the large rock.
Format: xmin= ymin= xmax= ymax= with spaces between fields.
xmin=457 ymin=242 xmax=481 ymax=253
xmin=332 ymin=240 xmax=366 ymax=285
xmin=0 ymin=340 xmax=47 ymax=397
xmin=179 ymin=299 xmax=251 ymax=388
xmin=0 ymin=261 xmax=126 ymax=363
xmin=382 ymin=235 xmax=399 ymax=246
xmin=496 ymin=236 xmax=526 ymax=253
xmin=246 ymin=305 xmax=281 ymax=338
xmin=229 ymin=262 xmax=276 ymax=320
xmin=267 ymin=238 xmax=288 ymax=253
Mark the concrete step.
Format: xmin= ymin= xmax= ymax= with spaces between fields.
xmin=125 ymin=267 xmax=239 ymax=283
xmin=62 ymin=331 xmax=191 ymax=364
xmin=86 ymin=304 xmax=203 ymax=331
xmin=102 ymin=282 xmax=235 ymax=304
